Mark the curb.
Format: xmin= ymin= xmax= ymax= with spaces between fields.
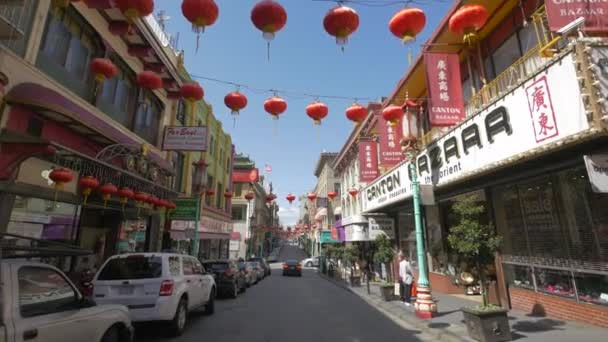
xmin=318 ymin=273 xmax=469 ymax=342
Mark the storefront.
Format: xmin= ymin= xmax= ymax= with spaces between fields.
xmin=362 ymin=50 xmax=608 ymax=326
xmin=170 ymin=214 xmax=232 ymax=260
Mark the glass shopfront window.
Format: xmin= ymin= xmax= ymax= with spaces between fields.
xmin=574 ymin=272 xmax=608 ymax=306
xmin=535 ymin=268 xmax=575 ymax=299
xmin=503 ymin=264 xmax=534 ymax=290
xmin=116 ymin=219 xmax=148 ymax=254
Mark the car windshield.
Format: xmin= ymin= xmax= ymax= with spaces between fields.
xmin=285 ymin=260 xmax=299 ymax=266
xmin=97 ymin=255 xmax=162 ymax=280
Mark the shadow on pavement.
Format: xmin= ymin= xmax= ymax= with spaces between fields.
xmin=511 ymin=318 xmax=566 ymax=333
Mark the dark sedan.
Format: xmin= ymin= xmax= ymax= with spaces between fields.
xmin=248 ymin=257 xmax=271 ymax=277
xmin=282 ymin=260 xmax=302 ymax=277
xmin=202 ymin=260 xmax=247 ymax=298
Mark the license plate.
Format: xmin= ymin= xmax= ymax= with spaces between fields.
xmin=118 ymin=286 xmax=134 ymax=295
xmin=290 ymin=266 xmax=295 ymax=270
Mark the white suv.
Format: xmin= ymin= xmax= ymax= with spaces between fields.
xmin=92 ymin=253 xmax=216 ymax=336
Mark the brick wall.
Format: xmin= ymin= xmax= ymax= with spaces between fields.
xmin=510 ymin=287 xmax=608 ymax=328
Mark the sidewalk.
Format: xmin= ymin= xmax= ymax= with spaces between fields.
xmin=319 ymin=272 xmax=608 ymax=342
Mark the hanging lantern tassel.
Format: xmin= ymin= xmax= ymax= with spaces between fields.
xmin=98 ymin=184 xmax=118 ymax=210
xmin=389 ymin=8 xmax=426 ymax=66
xmin=49 ymin=168 xmax=74 ymax=205
xmin=182 ymin=0 xmax=219 ymax=53
xmin=251 ymin=0 xmax=287 ymax=63
xmin=79 ymin=176 xmax=99 ymax=207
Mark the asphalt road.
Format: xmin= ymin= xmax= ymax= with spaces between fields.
xmin=135 ymin=244 xmax=431 ymax=342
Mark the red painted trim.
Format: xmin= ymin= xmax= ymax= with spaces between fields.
xmin=0 ymin=139 xmax=56 ymax=180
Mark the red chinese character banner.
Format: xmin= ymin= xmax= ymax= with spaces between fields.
xmin=376 ymin=110 xmax=404 ymax=166
xmin=526 ymin=76 xmax=559 ymax=143
xmin=424 ymin=52 xmax=465 ymax=126
xmin=358 ymin=139 xmax=379 ymax=182
xmin=545 ymin=1 xmax=608 ymax=32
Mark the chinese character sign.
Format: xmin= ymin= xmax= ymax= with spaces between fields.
xmin=358 ymin=139 xmax=379 ymax=182
xmin=526 ymin=76 xmax=559 ymax=143
xmin=424 ymin=52 xmax=465 ymax=126
xmin=545 ymin=1 xmax=608 ymax=32
xmin=376 ymin=111 xmax=404 ymax=166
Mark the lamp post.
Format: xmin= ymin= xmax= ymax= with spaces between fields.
xmin=401 ymin=100 xmax=438 ymax=319
xmin=192 ymin=158 xmax=208 ymax=257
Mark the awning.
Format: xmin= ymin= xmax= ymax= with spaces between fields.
xmin=231 ymin=231 xmax=241 ymax=240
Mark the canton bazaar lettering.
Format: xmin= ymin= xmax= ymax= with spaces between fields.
xmin=366 ymin=171 xmax=406 ymax=204
xmin=417 ymin=106 xmax=512 ymax=184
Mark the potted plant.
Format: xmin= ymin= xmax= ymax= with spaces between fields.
xmin=373 ymin=234 xmax=397 ymax=301
xmin=447 ymin=195 xmax=511 ymax=342
xmin=342 ymin=245 xmax=361 ymax=286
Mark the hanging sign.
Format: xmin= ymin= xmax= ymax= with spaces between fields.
xmin=170 ymin=198 xmax=199 ymax=221
xmin=368 ymin=217 xmax=395 ymax=240
xmin=162 ymin=126 xmax=208 ymax=151
xmin=545 ymin=0 xmax=608 ymax=32
xmin=424 ymin=52 xmax=464 ymax=126
xmin=376 ymin=110 xmax=404 ymax=166
xmin=359 ymin=139 xmax=379 ymax=182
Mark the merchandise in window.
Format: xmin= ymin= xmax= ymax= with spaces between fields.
xmin=116 ymin=219 xmax=147 ymax=253
xmin=535 ymin=268 xmax=575 ymax=298
xmin=574 ymin=272 xmax=608 ymax=306
xmin=503 ymin=264 xmax=534 ymax=290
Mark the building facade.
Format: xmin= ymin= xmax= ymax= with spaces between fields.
xmin=361 ymin=0 xmax=608 ymax=327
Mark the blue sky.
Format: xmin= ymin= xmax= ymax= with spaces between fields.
xmin=160 ymin=0 xmax=452 ymax=225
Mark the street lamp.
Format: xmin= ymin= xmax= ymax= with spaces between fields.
xmin=401 ymin=100 xmax=438 ymax=319
xmin=191 ymin=158 xmax=208 ymax=257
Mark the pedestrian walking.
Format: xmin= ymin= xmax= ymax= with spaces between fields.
xmin=399 ymin=252 xmax=414 ymax=306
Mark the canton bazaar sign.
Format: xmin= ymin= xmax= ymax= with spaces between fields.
xmin=363 ymin=53 xmax=591 ymax=212
xmin=545 ymin=0 xmax=608 ymax=32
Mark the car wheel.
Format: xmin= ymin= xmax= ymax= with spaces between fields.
xmin=306 ymin=262 xmax=312 ymax=267
xmin=170 ymin=298 xmax=188 ymax=337
xmin=100 ymin=326 xmax=120 ymax=342
xmin=204 ymin=289 xmax=215 ymax=315
xmin=230 ymin=282 xmax=238 ymax=299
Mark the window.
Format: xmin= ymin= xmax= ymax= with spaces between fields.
xmin=19 ymin=267 xmax=77 ymax=318
xmin=168 ymin=256 xmax=181 ymax=276
xmin=97 ymin=57 xmax=136 ymax=127
xmin=491 ymin=33 xmax=522 ymax=80
xmin=176 ymin=100 xmax=187 ymax=125
xmin=216 ymin=183 xmax=223 ymax=208
xmin=133 ymin=90 xmax=162 ymax=145
xmin=38 ymin=7 xmax=101 ymax=101
xmin=334 ymin=183 xmax=341 ymax=197
xmin=235 ymin=183 xmax=243 ymax=197
xmin=232 ymin=207 xmax=245 ymax=221
xmin=535 ymin=268 xmax=575 ymax=299
xmin=205 ymin=175 xmax=213 ymax=206
xmin=173 ymin=152 xmax=185 ymax=192
xmin=209 ymin=135 xmax=215 ymax=156
xmin=192 ymin=259 xmax=204 ymax=275
xmin=97 ymin=255 xmax=162 ymax=280
xmin=503 ymin=264 xmax=534 ymax=290
xmin=0 ymin=0 xmax=37 ymax=56
xmin=182 ymin=257 xmax=194 ymax=275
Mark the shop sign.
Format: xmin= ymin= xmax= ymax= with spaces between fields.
xmin=229 ymin=240 xmax=240 ymax=251
xmin=162 ymin=126 xmax=208 ymax=151
xmin=545 ymin=0 xmax=608 ymax=32
xmin=359 ymin=139 xmax=379 ymax=182
xmin=200 ymin=216 xmax=233 ymax=234
xmin=376 ymin=111 xmax=403 ymax=166
xmin=345 ymin=224 xmax=369 ymax=242
xmin=170 ymin=198 xmax=199 ymax=221
xmin=364 ymin=53 xmax=590 ymax=212
xmin=363 ymin=162 xmax=411 ymax=212
xmin=368 ymin=217 xmax=395 ymax=240
xmin=320 ymin=230 xmax=340 ymax=244
xmin=424 ymin=52 xmax=465 ymax=126
xmin=584 ymin=155 xmax=608 ymax=193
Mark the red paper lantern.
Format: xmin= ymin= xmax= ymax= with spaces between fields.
xmin=266 ymin=193 xmax=276 ymax=202
xmin=449 ymin=4 xmax=489 ymax=45
xmin=382 ymin=105 xmax=403 ymax=127
xmin=306 ymin=101 xmax=329 ymax=125
xmin=323 ymin=5 xmax=359 ymax=47
xmin=90 ymin=58 xmax=118 ymax=83
xmin=286 ymin=193 xmax=296 ymax=204
xmin=264 ymin=96 xmax=287 ymax=119
xmin=134 ymin=192 xmax=149 ymax=205
xmin=117 ymin=187 xmax=135 ymax=207
xmin=206 ymin=189 xmax=216 ymax=197
xmin=349 ymin=188 xmax=359 ymax=197
xmin=224 ymin=91 xmax=248 ymax=115
xmin=307 ymin=193 xmax=317 ymax=201
xmin=137 ymin=71 xmax=163 ymax=90
xmin=345 ymin=103 xmax=367 ymax=125
xmin=327 ymin=191 xmax=337 ymax=200
xmin=168 ymin=201 xmax=177 ymax=210
xmin=114 ymin=0 xmax=154 ymax=23
xmin=79 ymin=176 xmax=99 ymax=205
xmin=224 ymin=191 xmax=233 ymax=199
xmin=180 ymin=82 xmax=204 ymax=102
xmin=389 ymin=8 xmax=426 ymax=43
xmin=147 ymin=195 xmax=159 ymax=209
xmin=181 ymin=0 xmax=219 ymax=33
xmin=98 ymin=183 xmax=118 ymax=208
xmin=245 ymin=192 xmax=255 ymax=201
xmin=49 ymin=168 xmax=74 ymax=192
xmin=251 ymin=0 xmax=287 ymax=41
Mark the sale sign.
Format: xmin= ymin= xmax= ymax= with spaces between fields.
xmin=424 ymin=52 xmax=465 ymax=126
xmin=359 ymin=138 xmax=379 ymax=182
xmin=545 ymin=0 xmax=608 ymax=32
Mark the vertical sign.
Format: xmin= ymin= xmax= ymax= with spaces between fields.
xmin=526 ymin=76 xmax=559 ymax=143
xmin=545 ymin=1 xmax=608 ymax=32
xmin=359 ymin=139 xmax=379 ymax=182
xmin=376 ymin=111 xmax=404 ymax=166
xmin=424 ymin=53 xmax=464 ymax=126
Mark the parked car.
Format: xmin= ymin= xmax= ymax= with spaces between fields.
xmin=302 ymin=256 xmax=320 ymax=267
xmin=201 ymin=260 xmax=247 ymax=298
xmin=93 ymin=253 xmax=216 ymax=336
xmin=282 ymin=260 xmax=302 ymax=277
xmin=247 ymin=261 xmax=264 ymax=283
xmin=0 ymin=259 xmax=134 ymax=342
xmin=238 ymin=261 xmax=257 ymax=287
xmin=248 ymin=257 xmax=271 ymax=277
